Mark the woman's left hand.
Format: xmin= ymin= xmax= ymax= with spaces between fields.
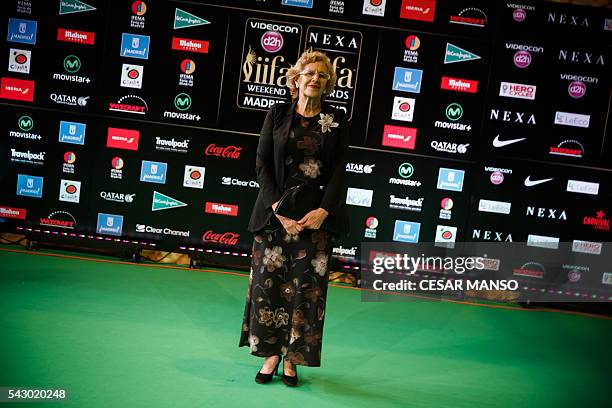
xmin=297 ymin=208 xmax=329 ymax=230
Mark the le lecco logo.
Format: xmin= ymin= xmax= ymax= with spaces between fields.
xmin=398 ymin=162 xmax=414 ymax=178
xmin=445 ymin=103 xmax=463 ymax=121
xmin=174 ymin=93 xmax=192 ymax=110
xmin=64 ymin=55 xmax=81 ymax=73
xmin=18 ymin=115 xmax=33 ymax=131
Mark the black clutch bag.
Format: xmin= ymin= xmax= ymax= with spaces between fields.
xmin=273 ymin=182 xmax=324 ymax=221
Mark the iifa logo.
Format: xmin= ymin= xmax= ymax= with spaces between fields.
xmin=152 ymin=191 xmax=187 ymax=211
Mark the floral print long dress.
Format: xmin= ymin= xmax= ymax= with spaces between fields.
xmin=239 ymin=112 xmax=334 ymax=367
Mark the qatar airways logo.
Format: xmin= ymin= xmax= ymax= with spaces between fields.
xmin=202 ymin=230 xmax=240 ymax=245
xmin=204 ymin=144 xmax=242 ymax=159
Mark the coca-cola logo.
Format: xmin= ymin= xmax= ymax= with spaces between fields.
xmin=202 ymin=230 xmax=240 ymax=245
xmin=204 ymin=144 xmax=242 ymax=159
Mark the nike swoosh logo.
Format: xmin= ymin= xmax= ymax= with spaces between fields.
xmin=492 ymin=135 xmax=526 ymax=147
xmin=524 ymin=176 xmax=554 ymax=187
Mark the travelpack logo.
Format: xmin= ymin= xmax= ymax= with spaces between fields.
xmin=449 ymin=7 xmax=487 ymax=27
xmin=53 ymin=55 xmax=92 ymax=84
xmin=549 ymin=139 xmax=584 ymax=158
xmin=281 ymin=0 xmax=314 ymax=8
xmin=403 ymin=35 xmax=420 ymax=63
xmin=444 ymin=43 xmax=480 ymax=64
xmin=152 ymin=191 xmax=187 ymax=211
xmin=100 ymin=191 xmax=135 ymax=203
xmin=430 ymin=141 xmax=469 ymax=155
xmin=0 ymin=77 xmax=34 ymax=102
xmin=171 ymin=37 xmax=209 ymax=54
xmin=59 ymin=0 xmax=96 ymax=15
xmin=59 ymin=179 xmax=81 ymax=203
xmin=437 ymin=168 xmax=465 ymax=191
xmin=110 ymin=157 xmax=124 ymax=179
xmin=400 ymin=0 xmax=436 ymax=22
xmin=363 ymin=0 xmax=386 ymax=17
xmin=305 ymin=26 xmax=361 ymax=121
xmin=57 ymin=28 xmax=95 ymax=45
xmin=499 ymin=82 xmax=536 ymax=100
xmin=388 ymin=162 xmax=421 ymax=187
xmin=50 ymin=93 xmax=90 ymax=107
xmin=440 ymin=76 xmax=477 ymax=93
xmin=174 ymin=8 xmax=210 ymax=29
xmin=435 ymin=225 xmax=457 ymax=248
xmin=58 ymin=121 xmax=86 ymax=145
xmin=391 ymin=97 xmax=415 ymax=122
xmin=389 ymin=194 xmax=424 ymax=212
xmin=120 ymin=64 xmax=143 ymax=89
xmin=183 ymin=165 xmax=205 ymax=189
xmin=393 ymin=220 xmax=421 ymax=243
xmin=155 ymin=137 xmax=189 ymax=154
xmin=0 ymin=206 xmax=27 ymax=220
xmin=434 ymin=103 xmax=471 ymax=132
xmin=131 ymin=1 xmax=147 ymax=29
xmin=346 ymin=187 xmax=373 ymax=207
xmin=108 ymin=95 xmax=148 ymax=115
xmin=205 ymin=202 xmax=239 ymax=217
xmin=7 ymin=18 xmax=37 ymax=45
xmin=392 ymin=67 xmax=422 ymax=93
xmin=238 ymin=19 xmax=301 ymax=110
xmin=107 ymin=127 xmax=140 ymax=151
xmin=96 ymin=213 xmax=123 ymax=236
xmin=39 ymin=211 xmax=76 ymax=229
xmin=179 ymin=59 xmax=195 ymax=87
xmin=204 ymin=144 xmax=242 ymax=159
xmin=140 ymin=161 xmax=167 ymax=184
xmin=202 ymin=231 xmax=240 ymax=245
xmin=8 ymin=48 xmax=31 ymax=74
xmin=16 ymin=174 xmax=43 ymax=198
xmin=10 ymin=148 xmax=45 ymax=166
xmin=523 ymin=175 xmax=554 ymax=187
xmin=554 ymin=111 xmax=590 ymax=128
xmin=582 ymin=210 xmax=610 ymax=231
xmin=364 ymin=216 xmax=378 ymax=238
xmin=567 ymin=179 xmax=599 ymax=196
xmin=63 ymin=151 xmax=76 ymax=174
xmin=120 ymin=33 xmax=150 ymax=59
xmin=382 ymin=124 xmax=416 ymax=150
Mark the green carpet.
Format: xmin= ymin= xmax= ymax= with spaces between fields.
xmin=0 ymin=247 xmax=610 ymax=408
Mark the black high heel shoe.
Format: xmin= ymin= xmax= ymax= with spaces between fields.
xmin=255 ymin=356 xmax=281 ymax=384
xmin=281 ymin=356 xmax=298 ymax=387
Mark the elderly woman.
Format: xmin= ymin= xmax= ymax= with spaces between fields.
xmin=238 ymin=50 xmax=350 ymax=387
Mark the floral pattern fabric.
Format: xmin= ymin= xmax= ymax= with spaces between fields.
xmin=239 ymin=228 xmax=333 ymax=367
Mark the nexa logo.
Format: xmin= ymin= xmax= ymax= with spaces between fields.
xmin=307 ymin=32 xmax=359 ymax=49
xmin=472 ymin=229 xmax=512 ymax=241
xmin=250 ymin=21 xmax=299 ymax=33
xmin=526 ymin=206 xmax=568 ymax=220
xmin=547 ymin=13 xmax=590 ymax=27
xmin=558 ymin=50 xmax=605 ymax=65
xmin=490 ymin=109 xmax=536 ymax=124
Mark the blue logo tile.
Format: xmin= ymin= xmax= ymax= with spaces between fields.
xmin=16 ymin=174 xmax=43 ymax=198
xmin=392 ymin=67 xmax=422 ymax=93
xmin=96 ymin=213 xmax=124 ymax=236
xmin=140 ymin=161 xmax=167 ymax=184
xmin=393 ymin=220 xmax=421 ymax=243
xmin=437 ymin=168 xmax=465 ymax=192
xmin=281 ymin=0 xmax=314 ymax=8
xmin=120 ymin=33 xmax=150 ymax=60
xmin=7 ymin=18 xmax=37 ymax=45
xmin=58 ymin=121 xmax=86 ymax=145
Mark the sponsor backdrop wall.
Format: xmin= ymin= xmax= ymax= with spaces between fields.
xmin=1 ymin=0 xmax=611 ymax=298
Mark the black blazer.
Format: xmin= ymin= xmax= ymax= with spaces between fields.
xmin=247 ymin=100 xmax=350 ymax=235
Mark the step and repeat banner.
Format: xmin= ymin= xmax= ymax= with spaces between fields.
xmin=1 ymin=0 xmax=611 ymax=298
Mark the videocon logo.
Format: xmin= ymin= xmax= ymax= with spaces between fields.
xmin=445 ymin=103 xmax=463 ymax=121
xmin=174 ymin=93 xmax=192 ymax=111
xmin=398 ymin=163 xmax=414 ymax=179
xmin=18 ymin=115 xmax=34 ymax=131
xmin=64 ymin=55 xmax=81 ymax=73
